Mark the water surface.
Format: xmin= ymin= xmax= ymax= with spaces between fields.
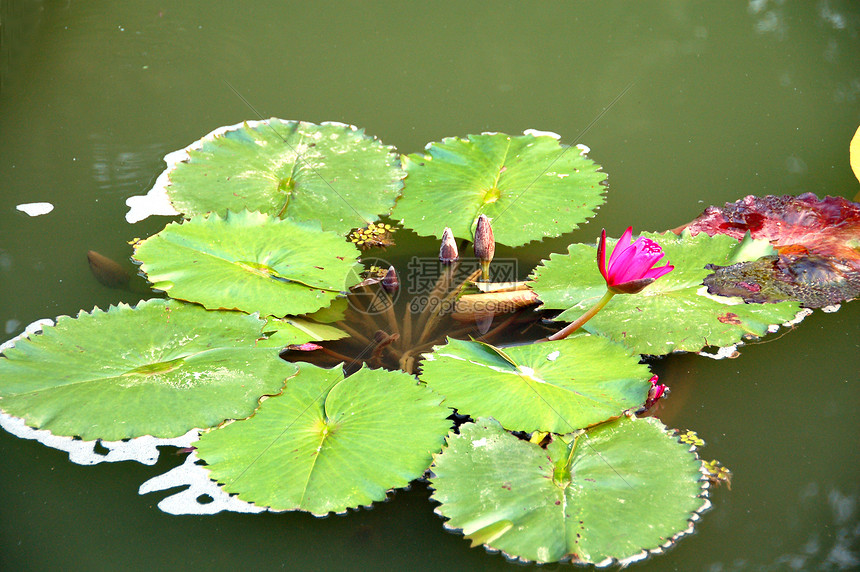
xmin=1 ymin=2 xmax=858 ymax=570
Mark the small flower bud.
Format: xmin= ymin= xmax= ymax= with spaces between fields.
xmin=473 ymin=214 xmax=495 ymax=280
xmin=381 ymin=265 xmax=399 ymax=293
xmin=439 ymin=227 xmax=459 ymax=264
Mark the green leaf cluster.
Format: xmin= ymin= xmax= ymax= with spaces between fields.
xmin=393 ymin=132 xmax=607 ymax=246
xmin=0 ymin=299 xmax=296 ymax=440
xmin=3 ymin=118 xmax=833 ymax=566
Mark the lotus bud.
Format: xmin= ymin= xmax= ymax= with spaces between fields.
xmin=381 ymin=265 xmax=399 ymax=294
xmin=473 ymin=214 xmax=495 ymax=280
xmin=439 ymin=227 xmax=459 ymax=264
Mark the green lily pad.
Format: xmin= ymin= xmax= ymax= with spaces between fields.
xmin=133 ymin=210 xmax=361 ymax=317
xmin=0 ymin=299 xmax=296 ymax=441
xmin=163 ymin=120 xmax=405 ymax=234
xmin=420 ymin=337 xmax=651 ymax=433
xmin=429 ymin=416 xmax=708 ymax=565
xmin=257 ymin=317 xmax=349 ymax=349
xmin=530 ymin=231 xmax=804 ymax=355
xmin=195 ymin=363 xmax=451 ymax=515
xmin=393 ymin=132 xmax=607 ymax=246
xmin=302 ymin=297 xmax=348 ymax=323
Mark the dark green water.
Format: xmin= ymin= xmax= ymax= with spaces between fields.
xmin=1 ymin=2 xmax=858 ymax=570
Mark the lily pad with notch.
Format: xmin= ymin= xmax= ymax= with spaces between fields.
xmin=158 ymin=119 xmax=405 ymax=234
xmin=0 ymin=299 xmax=295 ymax=441
xmin=393 ymin=131 xmax=607 ymax=247
xmin=420 ymin=336 xmax=651 ymax=433
xmin=133 ymin=210 xmax=361 ymax=317
xmin=530 ymin=231 xmax=804 ymax=355
xmin=429 ymin=416 xmax=708 ymax=565
xmin=195 ymin=363 xmax=451 ymax=515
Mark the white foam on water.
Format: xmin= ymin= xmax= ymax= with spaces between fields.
xmin=16 ymin=202 xmax=54 ymax=216
xmin=0 ymin=412 xmax=198 ymax=465
xmin=138 ymin=450 xmax=266 ymax=515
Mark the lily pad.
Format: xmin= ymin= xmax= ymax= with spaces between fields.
xmin=302 ymin=297 xmax=349 ymax=323
xmin=157 ymin=119 xmax=405 ymax=234
xmin=0 ymin=299 xmax=296 ymax=441
xmin=420 ymin=337 xmax=651 ymax=433
xmin=393 ymin=132 xmax=606 ymax=246
xmin=195 ymin=363 xmax=451 ymax=515
xmin=429 ymin=416 xmax=708 ymax=565
xmin=257 ymin=317 xmax=349 ymax=349
xmin=530 ymin=231 xmax=804 ymax=355
xmin=133 ymin=210 xmax=361 ymax=317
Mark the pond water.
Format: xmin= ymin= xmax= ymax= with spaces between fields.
xmin=1 ymin=1 xmax=858 ymax=570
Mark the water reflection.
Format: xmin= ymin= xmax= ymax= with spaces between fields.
xmin=769 ymin=484 xmax=859 ymax=570
xmin=819 ymin=1 xmax=849 ymax=30
xmin=89 ymin=135 xmax=165 ymax=195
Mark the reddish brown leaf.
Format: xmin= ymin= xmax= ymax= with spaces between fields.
xmin=682 ymin=194 xmax=860 ymax=307
xmin=682 ymin=193 xmax=860 ymax=262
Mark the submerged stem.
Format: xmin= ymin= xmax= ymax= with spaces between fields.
xmin=418 ymin=269 xmax=481 ymax=346
xmin=380 ymin=289 xmax=401 ymax=341
xmin=335 ymin=321 xmax=373 ymax=346
xmin=415 ymin=262 xmax=457 ymax=336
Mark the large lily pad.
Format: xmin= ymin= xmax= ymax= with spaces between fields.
xmin=133 ymin=210 xmax=360 ymax=317
xmin=157 ymin=119 xmax=405 ymax=234
xmin=530 ymin=231 xmax=804 ymax=355
xmin=429 ymin=416 xmax=708 ymax=565
xmin=393 ymin=132 xmax=607 ymax=246
xmin=420 ymin=337 xmax=651 ymax=433
xmin=0 ymin=299 xmax=296 ymax=441
xmin=195 ymin=363 xmax=451 ymax=515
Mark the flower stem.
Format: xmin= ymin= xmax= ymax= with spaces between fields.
xmin=380 ymin=288 xmax=401 ymax=340
xmin=418 ymin=268 xmax=481 ymax=346
xmin=544 ymin=290 xmax=615 ymax=341
xmin=415 ymin=262 xmax=457 ymax=336
xmin=336 ymin=321 xmax=373 ymax=346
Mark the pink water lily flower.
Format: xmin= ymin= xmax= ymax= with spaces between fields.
xmin=545 ymin=227 xmax=674 ymax=342
xmin=598 ymin=227 xmax=674 ymax=294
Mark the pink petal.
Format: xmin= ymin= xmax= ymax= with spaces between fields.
xmin=608 ymin=227 xmax=634 ymax=269
xmin=608 ymin=245 xmax=654 ymax=284
xmin=643 ymin=262 xmax=674 ymax=280
xmin=616 ymin=240 xmax=666 ymax=282
xmin=597 ymin=229 xmax=608 ymax=281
